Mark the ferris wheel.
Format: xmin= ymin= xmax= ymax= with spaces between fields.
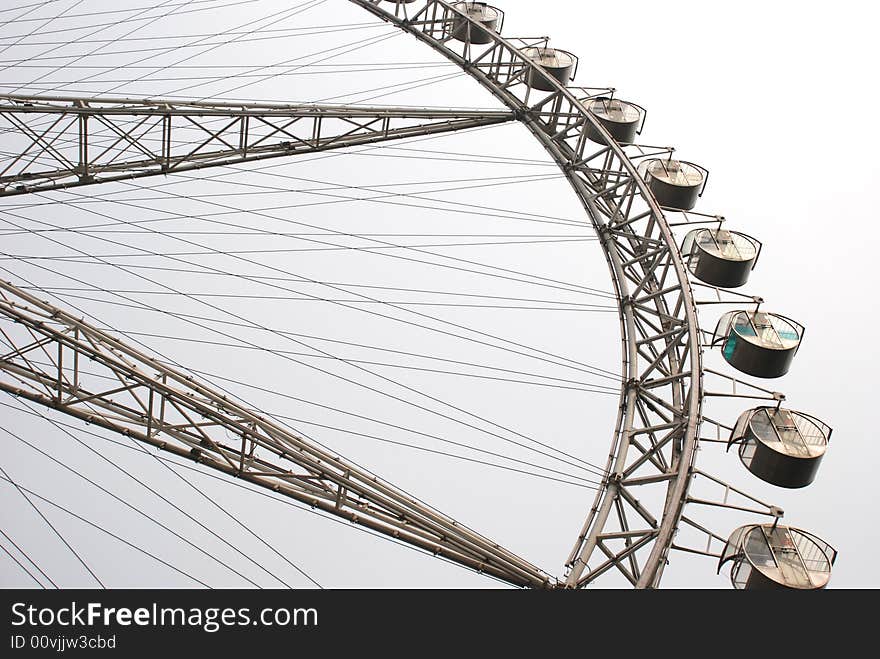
xmin=0 ymin=0 xmax=837 ymax=589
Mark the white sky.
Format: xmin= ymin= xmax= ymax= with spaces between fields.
xmin=0 ymin=0 xmax=877 ymax=589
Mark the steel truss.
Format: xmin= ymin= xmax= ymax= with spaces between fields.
xmin=0 ymin=96 xmax=514 ymax=196
xmin=349 ymin=0 xmax=703 ymax=588
xmin=0 ymin=281 xmax=552 ymax=588
xmin=0 ymin=0 xmax=785 ymax=588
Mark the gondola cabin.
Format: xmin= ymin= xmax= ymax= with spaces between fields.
xmin=450 ymin=2 xmax=502 ymax=44
xmin=729 ymin=407 xmax=831 ymax=488
xmin=640 ymin=158 xmax=706 ymax=210
xmin=719 ymin=524 xmax=836 ymax=590
xmin=522 ymin=47 xmax=577 ymax=91
xmin=681 ymin=228 xmax=760 ymax=288
xmin=713 ymin=310 xmax=803 ymax=378
xmin=585 ymin=98 xmax=643 ymax=144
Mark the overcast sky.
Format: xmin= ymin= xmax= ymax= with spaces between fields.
xmin=0 ymin=0 xmax=877 ymax=589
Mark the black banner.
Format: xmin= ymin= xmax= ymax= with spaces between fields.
xmin=0 ymin=588 xmax=871 ymax=654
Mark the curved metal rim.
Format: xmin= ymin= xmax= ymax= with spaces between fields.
xmin=349 ymin=0 xmax=704 ymax=588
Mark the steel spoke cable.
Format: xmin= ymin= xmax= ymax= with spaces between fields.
xmin=0 ymin=375 xmax=603 ymax=488
xmin=4 ymin=235 xmax=595 ymax=259
xmin=10 ymin=285 xmax=614 ymax=390
xmin=346 ymin=146 xmax=557 ymax=168
xmin=0 ymin=0 xmax=262 ymax=49
xmin=120 ymin=158 xmax=606 ymax=288
xmin=227 ymin=413 xmax=600 ymax=488
xmin=0 ymin=271 xmax=566 ymax=583
xmin=95 ymin=180 xmax=622 ymax=375
xmin=11 ymin=32 xmax=402 ymax=104
xmin=3 ymin=292 xmax=616 ymax=394
xmin=0 ymin=524 xmax=57 ymax=587
xmin=0 ymin=461 xmax=104 ymax=587
xmin=0 ymin=132 xmax=561 ymax=201
xmin=176 ymin=168 xmax=612 ymax=296
xmin=2 ymin=197 xmax=620 ymax=379
xmin=0 ymin=423 xmax=269 ymax=587
xmin=0 ymin=432 xmax=514 ymax=587
xmin=0 ymin=471 xmax=210 ymax=587
xmin=2 ymin=26 xmax=444 ymax=107
xmin=0 ymin=255 xmax=611 ymax=479
xmin=317 ymin=60 xmax=506 ymax=106
xmin=178 ymin=15 xmax=403 ymax=103
xmin=0 ymin=117 xmax=620 ymax=480
xmin=0 ymin=207 xmax=587 ymax=238
xmin=12 ymin=274 xmax=616 ymax=314
xmin=0 ymin=533 xmax=45 ymax=587
xmin=1 ymin=0 xmax=254 ymax=26
xmin=0 ymin=266 xmax=602 ymax=520
xmin=1 ymin=204 xmax=619 ymax=400
xmin=155 ymin=464 xmax=543 ymax=587
xmin=13 ymin=0 xmax=201 ymax=96
xmin=23 ymin=281 xmax=612 ymax=312
xmin=154 ymin=453 xmax=557 ymax=586
xmin=0 ymin=208 xmax=621 ymax=476
xmin=0 ymin=36 xmax=404 ymax=69
xmin=0 ymin=259 xmax=613 ymax=483
xmin=380 ymin=143 xmax=556 ymax=167
xmin=0 ymin=124 xmax=583 ymax=229
xmin=0 ymin=399 xmax=588 ymax=589
xmin=0 ymin=524 xmax=54 ymax=587
xmin=0 ymin=0 xmax=84 ymax=59
xmin=6 ymin=287 xmax=618 ymax=393
xmin=1 ymin=56 xmax=448 ymax=84
xmin=7 ymin=395 xmax=322 ymax=588
xmin=7 ymin=269 xmax=599 ymax=313
xmin=3 ymin=58 xmax=439 ymax=67
xmin=81 ymin=0 xmax=333 ymax=100
xmin=1 ymin=175 xmax=604 ymax=298
xmin=119 ymin=441 xmax=324 ymax=588
xmin=0 ymin=149 xmax=63 ymax=175
xmin=3 ymin=59 xmax=447 ymax=76
xmin=153 ymin=170 xmax=564 ymax=196
xmin=58 ymin=0 xmax=332 ymax=99
xmin=2 ymin=119 xmax=579 ymax=226
xmin=24 ymin=395 xmax=303 ymax=589
xmin=309 ymin=69 xmax=464 ymax=104
xmin=0 ymin=0 xmax=64 ymax=20
xmin=0 ymin=140 xmax=560 ymax=197
xmin=166 ymin=5 xmax=471 ymax=105
xmin=42 ymin=307 xmax=620 ymax=394
xmin=0 ymin=24 xmax=395 ymax=48
xmin=6 ymin=242 xmax=619 ymax=346
xmin=1 ymin=398 xmax=597 ymax=521
xmin=0 ymin=2 xmax=629 ymax=588
xmin=186 ymin=124 xmax=574 ymax=202
xmin=26 ymin=3 xmax=371 ymax=101
xmin=2 ymin=169 xmax=588 ymax=231
xmin=4 ymin=0 xmax=159 ymax=80
xmin=105 ymin=172 xmax=612 ymax=299
xmin=0 ymin=115 xmax=558 ymax=174
xmin=0 ymin=228 xmax=586 ymax=238
xmin=10 ymin=19 xmax=425 ymax=107
xmin=1 ymin=397 xmax=598 ymax=494
xmin=178 ymin=372 xmax=606 ymax=479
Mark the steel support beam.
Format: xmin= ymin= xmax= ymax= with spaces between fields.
xmin=0 ymin=280 xmax=552 ymax=589
xmin=346 ymin=0 xmax=704 ymax=588
xmin=0 ymin=95 xmax=514 ymax=196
